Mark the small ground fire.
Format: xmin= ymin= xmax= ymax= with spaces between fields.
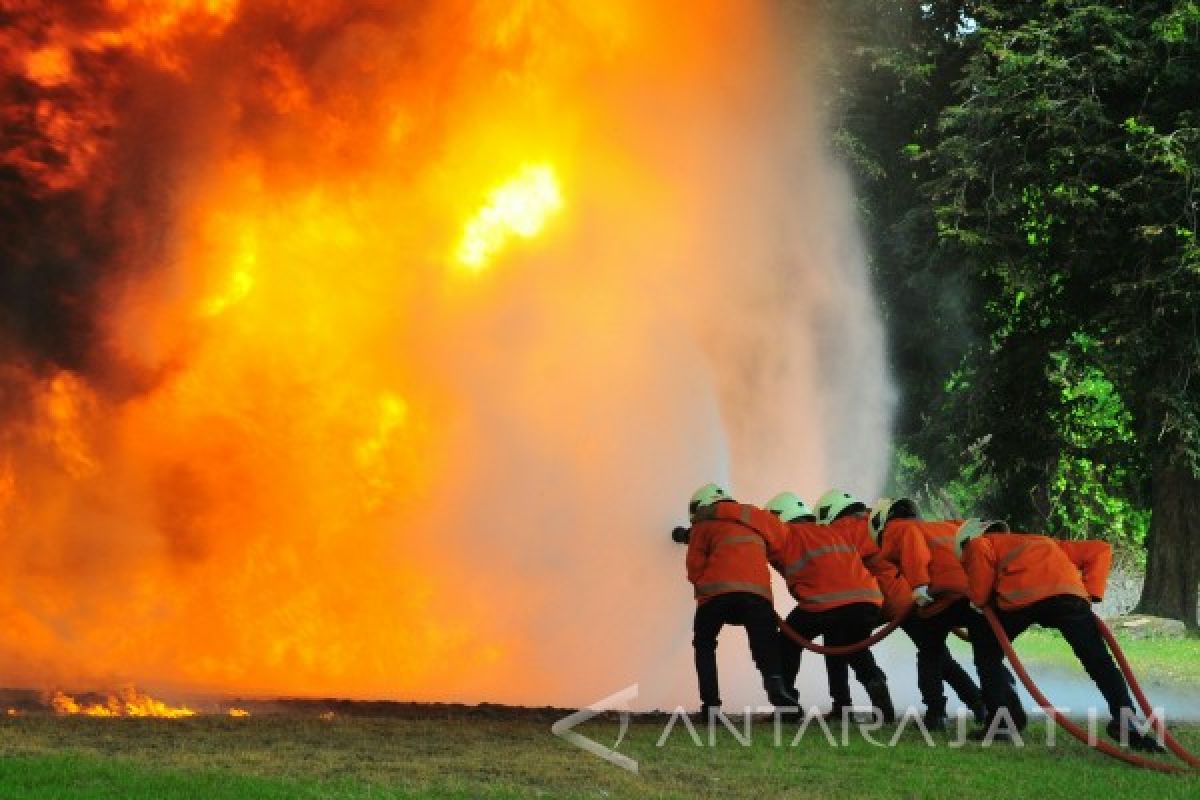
xmin=49 ymin=688 xmax=195 ymax=719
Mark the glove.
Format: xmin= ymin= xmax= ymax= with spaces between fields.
xmin=912 ymin=585 xmax=934 ymax=607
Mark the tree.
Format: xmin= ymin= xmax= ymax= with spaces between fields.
xmin=920 ymin=1 xmax=1200 ymax=624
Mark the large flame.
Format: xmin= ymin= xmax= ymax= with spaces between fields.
xmin=0 ymin=1 xmax=891 ymax=707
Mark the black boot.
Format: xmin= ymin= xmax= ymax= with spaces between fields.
xmin=1129 ymin=732 xmax=1168 ymax=754
xmin=763 ymin=675 xmax=799 ymax=708
xmin=1107 ymin=719 xmax=1167 ymax=754
xmin=1011 ymin=704 xmax=1028 ymax=732
xmin=922 ymin=700 xmax=947 ymax=732
xmin=969 ymin=706 xmax=1026 ymax=742
xmin=864 ymin=678 xmax=896 ymax=724
xmin=696 ymin=704 xmax=720 ymax=724
xmin=952 ymin=683 xmax=987 ymax=726
xmin=821 ymin=703 xmax=849 ymax=722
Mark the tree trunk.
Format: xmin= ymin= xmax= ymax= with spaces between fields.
xmin=1135 ymin=456 xmax=1200 ymax=629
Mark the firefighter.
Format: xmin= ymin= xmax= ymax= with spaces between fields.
xmin=869 ymin=497 xmax=988 ymax=730
xmin=956 ymin=523 xmax=1166 ymax=752
xmin=768 ymin=489 xmax=895 ymax=722
xmin=683 ymin=482 xmax=799 ymax=719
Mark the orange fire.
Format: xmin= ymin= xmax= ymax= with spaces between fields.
xmin=0 ymin=0 xmax=827 ymax=706
xmin=50 ymin=688 xmax=196 ymax=719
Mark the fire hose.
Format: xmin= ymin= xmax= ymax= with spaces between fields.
xmin=775 ymin=601 xmax=967 ymax=656
xmin=776 ymin=601 xmax=1198 ymax=774
xmin=981 ymin=606 xmax=1198 ymax=775
xmin=1095 ymin=614 xmax=1200 ymax=770
xmin=775 ymin=606 xmax=911 ymax=657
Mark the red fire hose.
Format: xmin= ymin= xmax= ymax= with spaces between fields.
xmin=776 ymin=600 xmax=1198 ymax=774
xmin=981 ymin=606 xmax=1196 ymax=775
xmin=775 ymin=606 xmax=911 ymax=657
xmin=777 ymin=602 xmax=1198 ymax=773
xmin=1094 ymin=615 xmax=1200 ymax=770
xmin=775 ymin=602 xmax=964 ymax=656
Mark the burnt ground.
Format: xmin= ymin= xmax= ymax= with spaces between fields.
xmin=0 ymin=688 xmax=661 ymax=722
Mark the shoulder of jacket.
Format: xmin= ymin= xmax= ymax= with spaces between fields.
xmin=888 ymin=517 xmax=922 ymax=535
xmin=966 ymin=535 xmax=994 ymax=554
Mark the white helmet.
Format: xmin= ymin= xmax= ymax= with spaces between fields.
xmin=689 ymin=483 xmax=732 ymax=518
xmin=868 ymin=497 xmax=920 ymax=543
xmin=954 ymin=518 xmax=1009 ymax=557
xmin=765 ymin=491 xmax=816 ymax=523
xmin=815 ymin=489 xmax=866 ymax=525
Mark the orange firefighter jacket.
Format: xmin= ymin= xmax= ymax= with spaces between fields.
xmin=873 ymin=563 xmax=914 ymax=623
xmin=770 ymin=515 xmax=886 ymax=613
xmin=877 ymin=518 xmax=967 ymax=618
xmin=686 ymin=501 xmax=787 ymax=605
xmin=1057 ymin=540 xmax=1114 ymax=601
xmin=963 ymin=533 xmax=1112 ymax=611
xmin=831 ymin=515 xmax=912 ymax=621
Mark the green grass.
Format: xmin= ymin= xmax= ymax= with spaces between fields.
xmin=988 ymin=627 xmax=1200 ymax=686
xmin=0 ymin=752 xmax=356 ymax=800
xmin=1 ymin=714 xmax=1198 ymax=799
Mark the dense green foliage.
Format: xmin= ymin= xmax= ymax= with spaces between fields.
xmin=826 ymin=1 xmax=1200 ymax=613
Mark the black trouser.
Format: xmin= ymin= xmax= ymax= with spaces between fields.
xmin=974 ymin=594 xmax=1133 ymax=722
xmin=779 ymin=602 xmax=886 ymax=709
xmin=913 ymin=598 xmax=1018 ymax=724
xmin=693 ymin=592 xmax=782 ymax=707
xmin=901 ymin=616 xmax=983 ymax=716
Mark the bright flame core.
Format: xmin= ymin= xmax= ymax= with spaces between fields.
xmin=455 ymin=164 xmax=564 ymax=271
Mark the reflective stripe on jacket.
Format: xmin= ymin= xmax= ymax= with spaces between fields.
xmin=686 ymin=501 xmax=785 ymax=604
xmin=773 ymin=515 xmax=883 ymax=612
xmin=963 ymin=532 xmax=1093 ymax=610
